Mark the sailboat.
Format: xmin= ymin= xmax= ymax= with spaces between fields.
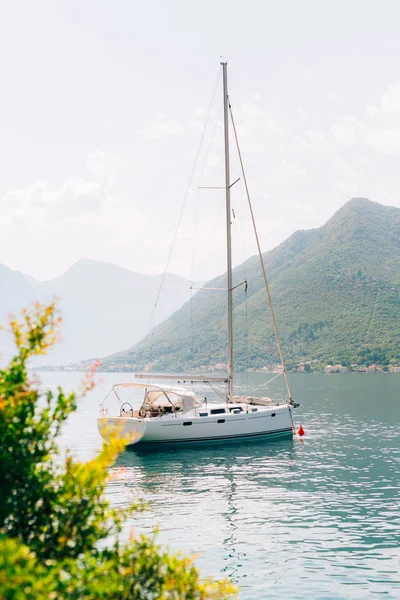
xmin=98 ymin=62 xmax=298 ymax=448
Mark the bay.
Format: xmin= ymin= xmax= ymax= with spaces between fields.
xmin=48 ymin=372 xmax=400 ymax=599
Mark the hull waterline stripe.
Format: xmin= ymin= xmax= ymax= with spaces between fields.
xmin=131 ymin=427 xmax=293 ymax=446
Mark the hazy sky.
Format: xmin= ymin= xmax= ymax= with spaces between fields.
xmin=1 ymin=0 xmax=400 ymax=282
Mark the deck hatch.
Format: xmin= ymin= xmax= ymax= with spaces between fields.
xmin=210 ymin=408 xmax=226 ymax=415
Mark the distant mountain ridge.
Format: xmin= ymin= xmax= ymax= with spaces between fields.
xmin=0 ymin=259 xmax=190 ymax=364
xmin=103 ymin=198 xmax=400 ymax=371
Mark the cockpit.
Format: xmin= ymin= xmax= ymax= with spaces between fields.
xmin=108 ymin=382 xmax=201 ymax=419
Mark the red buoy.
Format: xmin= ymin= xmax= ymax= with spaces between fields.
xmin=297 ymin=424 xmax=305 ymax=436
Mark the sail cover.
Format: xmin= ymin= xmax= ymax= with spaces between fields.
xmin=135 ymin=372 xmax=228 ymax=383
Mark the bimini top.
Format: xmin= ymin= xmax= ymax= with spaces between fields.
xmin=111 ymin=382 xmax=190 ymax=394
xmin=110 ymin=381 xmax=199 ymax=414
xmin=135 ymin=372 xmax=229 ymax=383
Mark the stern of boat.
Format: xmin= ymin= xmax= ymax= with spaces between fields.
xmin=97 ymin=416 xmax=147 ymax=446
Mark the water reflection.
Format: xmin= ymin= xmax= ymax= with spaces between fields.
xmin=111 ymin=438 xmax=296 ymax=588
xmin=114 ymin=436 xmax=296 ymax=498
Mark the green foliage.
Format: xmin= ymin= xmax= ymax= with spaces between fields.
xmin=104 ymin=198 xmax=400 ymax=372
xmin=0 ymin=534 xmax=230 ymax=600
xmin=0 ymin=304 xmax=235 ymax=599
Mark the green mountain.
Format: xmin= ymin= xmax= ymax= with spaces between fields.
xmin=103 ymin=199 xmax=400 ymax=371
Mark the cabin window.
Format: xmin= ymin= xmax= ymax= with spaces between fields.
xmin=271 ymin=413 xmax=276 ymax=417
xmin=229 ymin=406 xmax=243 ymax=413
xmin=217 ymin=419 xmax=225 ymax=424
xmin=183 ymin=421 xmax=192 ymax=426
xmin=199 ymin=412 xmax=208 ymax=417
xmin=251 ymin=408 xmax=258 ymax=412
xmin=210 ymin=408 xmax=226 ymax=415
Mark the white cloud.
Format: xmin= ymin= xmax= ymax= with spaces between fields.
xmin=0 ymin=151 xmax=163 ymax=279
xmin=306 ymin=130 xmax=325 ymax=144
xmin=1 ymin=179 xmax=103 ymax=219
xmin=86 ymin=150 xmax=121 ymax=181
xmin=4 ymin=78 xmax=400 ymax=284
xmin=137 ymin=114 xmax=186 ymax=139
xmin=336 ymin=180 xmax=360 ymax=197
xmin=206 ymin=154 xmax=221 ymax=168
xmin=328 ymin=93 xmax=344 ymax=103
xmin=364 ymin=128 xmax=400 ymax=155
xmin=298 ymin=107 xmax=312 ymax=121
xmin=186 ymin=119 xmax=203 ymax=131
xmin=329 ymin=81 xmax=400 ymax=154
xmin=365 ymin=82 xmax=400 ymax=120
xmin=331 ymin=120 xmax=358 ymax=146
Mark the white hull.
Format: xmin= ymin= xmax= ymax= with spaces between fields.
xmin=98 ymin=403 xmax=293 ymax=448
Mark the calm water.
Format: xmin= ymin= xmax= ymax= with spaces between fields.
xmin=50 ymin=372 xmax=400 ymax=599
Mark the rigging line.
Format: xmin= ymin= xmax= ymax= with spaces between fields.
xmin=190 ymin=282 xmax=194 ymax=358
xmin=244 ymin=282 xmax=248 ymax=380
xmin=191 ymin=99 xmax=222 ymax=285
xmin=232 ymin=129 xmax=249 ymax=377
xmin=199 ymin=99 xmax=224 ymax=184
xmin=234 ymin=371 xmax=284 ymax=400
xmin=197 ymin=99 xmax=229 ymax=218
xmin=199 ymin=101 xmax=225 ymax=212
xmin=229 ymin=102 xmax=294 ymax=403
xmin=189 ymin=100 xmax=222 ymax=364
xmin=204 ymin=381 xmax=229 ymax=401
xmin=189 ymin=100 xmax=223 ymax=364
xmin=137 ymin=68 xmax=222 ymax=365
xmin=190 ymin=187 xmax=200 ymax=359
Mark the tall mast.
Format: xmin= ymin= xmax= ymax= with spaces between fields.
xmin=222 ymin=61 xmax=233 ymax=401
